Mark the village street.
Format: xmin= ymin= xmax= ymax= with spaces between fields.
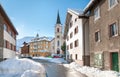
xmin=33 ymin=59 xmax=87 ymax=77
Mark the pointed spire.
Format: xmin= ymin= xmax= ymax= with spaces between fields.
xmin=36 ymin=33 xmax=39 ymax=38
xmin=56 ymin=10 xmax=61 ymax=24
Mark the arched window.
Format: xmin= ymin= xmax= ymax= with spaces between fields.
xmin=57 ymin=28 xmax=59 ymax=32
xmin=57 ymin=40 xmax=60 ymax=46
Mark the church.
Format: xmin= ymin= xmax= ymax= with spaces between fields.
xmin=50 ymin=11 xmax=64 ymax=55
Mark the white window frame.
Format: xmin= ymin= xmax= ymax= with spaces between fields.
xmin=95 ymin=31 xmax=101 ymax=42
xmin=4 ymin=24 xmax=7 ymax=31
xmin=110 ymin=23 xmax=118 ymax=37
xmin=108 ymin=0 xmax=118 ymax=10
xmin=94 ymin=6 xmax=100 ymax=21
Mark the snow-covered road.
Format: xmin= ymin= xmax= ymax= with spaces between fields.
xmin=33 ymin=59 xmax=87 ymax=77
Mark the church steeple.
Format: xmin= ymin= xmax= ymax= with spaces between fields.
xmin=56 ymin=11 xmax=61 ymax=24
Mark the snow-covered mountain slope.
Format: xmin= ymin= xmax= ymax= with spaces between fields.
xmin=16 ymin=37 xmax=34 ymax=50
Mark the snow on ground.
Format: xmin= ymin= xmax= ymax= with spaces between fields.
xmin=33 ymin=57 xmax=52 ymax=60
xmin=64 ymin=62 xmax=119 ymax=77
xmin=33 ymin=57 xmax=68 ymax=64
xmin=0 ymin=58 xmax=46 ymax=77
xmin=49 ymin=58 xmax=68 ymax=64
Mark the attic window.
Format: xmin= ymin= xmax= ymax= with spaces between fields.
xmin=75 ymin=18 xmax=77 ymax=22
xmin=109 ymin=0 xmax=118 ymax=9
xmin=94 ymin=6 xmax=100 ymax=21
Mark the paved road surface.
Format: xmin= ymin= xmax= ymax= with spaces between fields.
xmin=33 ymin=59 xmax=87 ymax=77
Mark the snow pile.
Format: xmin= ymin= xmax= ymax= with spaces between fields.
xmin=21 ymin=70 xmax=43 ymax=77
xmin=0 ymin=58 xmax=46 ymax=77
xmin=64 ymin=62 xmax=118 ymax=77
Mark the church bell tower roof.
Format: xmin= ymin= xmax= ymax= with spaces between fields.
xmin=56 ymin=11 xmax=61 ymax=24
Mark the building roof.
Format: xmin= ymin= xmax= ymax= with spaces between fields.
xmin=68 ymin=8 xmax=83 ymax=16
xmin=0 ymin=4 xmax=18 ymax=35
xmin=83 ymin=0 xmax=101 ymax=14
xmin=63 ymin=9 xmax=88 ymax=39
xmin=31 ymin=36 xmax=52 ymax=42
xmin=56 ymin=11 xmax=61 ymax=24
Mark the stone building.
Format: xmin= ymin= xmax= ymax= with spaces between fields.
xmin=0 ymin=4 xmax=18 ymax=60
xmin=84 ymin=0 xmax=120 ymax=71
xmin=29 ymin=34 xmax=51 ymax=57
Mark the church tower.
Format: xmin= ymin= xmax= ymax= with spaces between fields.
xmin=54 ymin=11 xmax=63 ymax=54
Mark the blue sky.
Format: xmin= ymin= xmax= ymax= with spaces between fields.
xmin=0 ymin=0 xmax=90 ymax=39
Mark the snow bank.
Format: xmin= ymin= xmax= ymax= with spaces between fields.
xmin=21 ymin=70 xmax=45 ymax=77
xmin=64 ymin=62 xmax=119 ymax=77
xmin=0 ymin=58 xmax=46 ymax=77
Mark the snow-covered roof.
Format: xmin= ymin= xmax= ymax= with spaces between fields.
xmin=31 ymin=36 xmax=52 ymax=42
xmin=83 ymin=0 xmax=100 ymax=14
xmin=64 ymin=8 xmax=87 ymax=39
xmin=84 ymin=0 xmax=94 ymax=11
xmin=68 ymin=8 xmax=83 ymax=16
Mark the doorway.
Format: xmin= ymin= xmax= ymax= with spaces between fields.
xmin=111 ymin=52 xmax=119 ymax=71
xmin=57 ymin=48 xmax=60 ymax=54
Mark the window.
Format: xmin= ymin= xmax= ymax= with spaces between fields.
xmin=110 ymin=23 xmax=118 ymax=37
xmin=70 ymin=32 xmax=73 ymax=38
xmin=95 ymin=31 xmax=100 ymax=42
xmin=10 ymin=43 xmax=12 ymax=50
xmin=40 ymin=42 xmax=42 ymax=44
xmin=4 ymin=40 xmax=7 ymax=48
xmin=34 ymin=45 xmax=37 ymax=49
xmin=75 ymin=18 xmax=77 ymax=22
xmin=57 ymin=40 xmax=60 ymax=47
xmin=9 ymin=30 xmax=12 ymax=36
xmin=94 ymin=6 xmax=100 ymax=20
xmin=74 ymin=40 xmax=78 ymax=47
xmin=67 ymin=45 xmax=69 ymax=50
xmin=57 ymin=28 xmax=59 ymax=32
xmin=67 ymin=36 xmax=69 ymax=41
xmin=75 ymin=54 xmax=77 ymax=60
xmin=74 ymin=26 xmax=78 ymax=34
xmin=46 ymin=42 xmax=48 ymax=44
xmin=109 ymin=0 xmax=118 ymax=8
xmin=34 ymin=49 xmax=37 ymax=52
xmin=57 ymin=35 xmax=60 ymax=38
xmin=70 ymin=43 xmax=73 ymax=49
xmin=4 ymin=24 xmax=7 ymax=31
xmin=70 ymin=54 xmax=72 ymax=59
xmin=46 ymin=46 xmax=48 ymax=48
xmin=69 ymin=21 xmax=73 ymax=28
xmin=94 ymin=53 xmax=103 ymax=67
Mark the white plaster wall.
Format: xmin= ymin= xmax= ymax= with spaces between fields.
xmin=54 ymin=24 xmax=63 ymax=54
xmin=3 ymin=30 xmax=16 ymax=58
xmin=3 ymin=48 xmax=16 ymax=58
xmin=4 ymin=30 xmax=16 ymax=45
xmin=84 ymin=20 xmax=90 ymax=56
xmin=66 ymin=13 xmax=83 ymax=60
